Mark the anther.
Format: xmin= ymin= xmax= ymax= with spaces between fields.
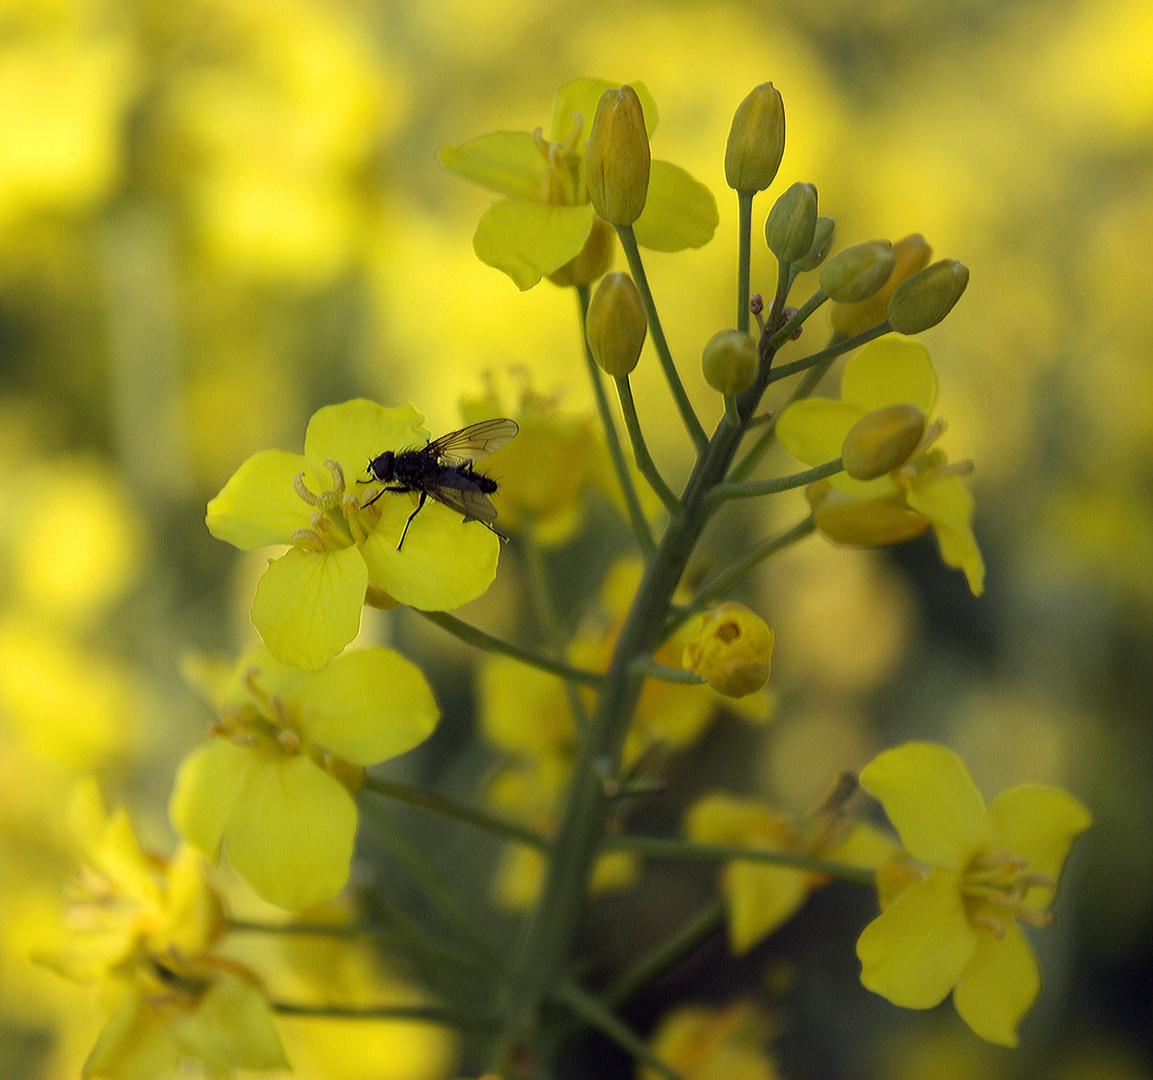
xmin=294 ymin=472 xmax=318 ymax=505
xmin=289 ymin=528 xmax=326 ymax=553
xmin=277 ymin=729 xmax=302 ymax=753
xmin=971 ymin=912 xmax=1008 ymax=939
xmin=325 ymin=459 xmax=346 ymax=493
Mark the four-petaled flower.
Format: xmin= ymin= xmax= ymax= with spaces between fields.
xmin=856 ymin=742 xmax=1091 ymax=1046
xmin=776 ymin=337 xmax=985 ymax=595
xmin=439 ymin=76 xmax=718 ymax=290
xmin=36 ymin=779 xmax=287 ymax=1079
xmin=207 ymin=399 xmax=503 ymax=670
xmin=171 ymin=645 xmax=438 ymax=909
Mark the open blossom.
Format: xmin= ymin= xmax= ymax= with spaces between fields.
xmin=37 ymin=779 xmax=286 ymax=1078
xmin=171 ymin=646 xmax=438 ymax=909
xmin=439 ymin=76 xmax=718 ymax=289
xmin=856 ymin=743 xmax=1091 ymax=1046
xmin=206 ymin=399 xmax=502 ymax=670
xmin=777 ymin=337 xmax=985 ymax=595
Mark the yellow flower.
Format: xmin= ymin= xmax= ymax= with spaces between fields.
xmin=686 ymin=791 xmax=896 ymax=954
xmin=644 ymin=1001 xmax=782 ymax=1080
xmin=439 ymin=76 xmax=718 ymax=289
xmin=171 ymin=646 xmax=438 ymax=909
xmin=682 ymin=602 xmax=774 ymax=698
xmin=207 ymin=399 xmax=502 ymax=669
xmin=776 ymin=338 xmax=985 ymax=595
xmin=856 ymin=742 xmax=1091 ymax=1046
xmin=36 ymin=780 xmax=287 ymax=1078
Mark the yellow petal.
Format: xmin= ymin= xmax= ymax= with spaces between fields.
xmin=83 ymin=991 xmax=181 ymax=1080
xmin=226 ymin=755 xmax=357 ymax=909
xmin=170 ymin=739 xmax=255 ymax=861
xmin=725 ymin=861 xmax=810 ymax=954
xmin=175 ymin=972 xmax=288 ymax=1070
xmin=952 ymin=921 xmax=1040 ymax=1047
xmin=551 ymin=77 xmax=658 ymax=142
xmin=841 ymin=338 xmax=938 ymax=415
xmin=360 ymin=497 xmax=499 ymax=610
xmin=907 ymin=473 xmax=986 ymax=596
xmin=304 ymin=399 xmax=427 ymax=485
xmin=859 ymin=743 xmax=992 ymax=869
xmin=206 ymin=449 xmax=310 ymax=550
xmin=437 ymin=131 xmax=546 ymax=200
xmin=857 ymin=868 xmax=977 ymax=1008
xmin=777 ymin=399 xmax=863 ymax=467
xmin=473 ymin=198 xmax=597 ymax=290
xmin=296 ymin=648 xmax=439 ymax=765
xmin=633 ymin=160 xmax=719 ymax=252
xmin=809 ymin=483 xmax=931 ymax=546
xmin=986 ymin=784 xmax=1092 ymax=911
xmin=251 ymin=545 xmax=368 ymax=671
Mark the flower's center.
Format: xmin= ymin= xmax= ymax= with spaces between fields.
xmin=533 ymin=115 xmax=584 ymax=206
xmin=960 ymin=849 xmax=1056 ymax=938
xmin=289 ymin=460 xmax=359 ymax=553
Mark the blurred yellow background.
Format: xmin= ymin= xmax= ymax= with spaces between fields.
xmin=1 ymin=0 xmax=1151 ymax=1077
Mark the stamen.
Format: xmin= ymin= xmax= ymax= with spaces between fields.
xmin=563 ymin=113 xmax=583 ymax=154
xmin=532 ymin=126 xmax=550 ymax=158
xmin=971 ymin=912 xmax=1007 ymax=939
xmin=289 ymin=528 xmax=326 ymax=553
xmin=294 ymin=472 xmax=318 ymax=506
xmin=325 ymin=459 xmax=346 ymax=493
xmin=1014 ymin=906 xmax=1055 ymax=928
xmin=277 ymin=729 xmax=302 ymax=753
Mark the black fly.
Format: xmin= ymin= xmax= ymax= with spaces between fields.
xmin=360 ymin=418 xmax=519 ymax=550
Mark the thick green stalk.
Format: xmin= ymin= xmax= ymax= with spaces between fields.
xmin=615 ymin=374 xmax=682 ymax=516
xmin=736 ymin=190 xmax=753 ymax=333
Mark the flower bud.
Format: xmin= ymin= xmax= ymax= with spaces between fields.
xmin=724 ymin=83 xmax=785 ymax=193
xmin=887 ymin=259 xmax=970 ymax=334
xmin=683 ymin=602 xmax=774 ymax=698
xmin=819 ymin=240 xmax=896 ymax=303
xmin=549 ymin=218 xmax=615 ymax=287
xmin=793 ymin=215 xmax=836 ymax=272
xmin=841 ymin=404 xmax=925 ymax=480
xmin=702 ymin=329 xmax=758 ymax=397
xmin=764 ymin=182 xmax=817 ymax=263
xmin=805 ymin=478 xmax=930 ymax=546
xmin=585 ymin=272 xmax=647 ymax=377
xmin=830 ymin=234 xmax=931 ymax=338
xmin=584 ymin=85 xmax=651 ymax=227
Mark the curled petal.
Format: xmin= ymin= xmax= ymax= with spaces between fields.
xmin=473 ymin=198 xmax=596 ymax=290
xmin=907 ymin=473 xmax=985 ymax=596
xmin=207 ymin=450 xmax=311 ymax=550
xmin=857 ymin=868 xmax=977 ymax=1008
xmin=952 ymin=920 xmax=1041 ymax=1047
xmin=251 ymin=546 xmax=368 ymax=671
xmin=437 ymin=131 xmax=547 ymax=200
xmin=225 ymin=755 xmax=357 ymax=909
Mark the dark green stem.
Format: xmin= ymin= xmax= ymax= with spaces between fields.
xmin=577 ymin=284 xmax=657 ymax=555
xmin=359 ymin=774 xmax=549 ymax=850
xmin=706 ymin=457 xmax=842 ymax=508
xmin=736 ymin=190 xmax=754 ymax=333
xmin=766 ymin=321 xmax=890 ymax=385
xmin=615 ymin=375 xmax=682 ymax=516
xmin=270 ymin=1001 xmax=498 ymax=1031
xmin=616 ymin=224 xmax=708 ymax=454
xmin=414 ymin=608 xmax=604 ymax=686
xmin=629 ymin=656 xmax=706 ymax=684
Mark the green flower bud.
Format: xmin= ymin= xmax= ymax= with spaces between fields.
xmin=819 ymin=240 xmax=896 ymax=303
xmin=841 ymin=404 xmax=926 ymax=480
xmin=764 ymin=182 xmax=817 ymax=263
xmin=793 ymin=215 xmax=836 ymax=272
xmin=887 ymin=259 xmax=970 ymax=334
xmin=724 ymin=83 xmax=785 ymax=193
xmin=830 ymin=233 xmax=931 ymax=338
xmin=549 ymin=218 xmax=615 ymax=287
xmin=585 ymin=85 xmax=651 ymax=227
xmin=585 ymin=272 xmax=647 ymax=377
xmin=702 ymin=329 xmax=759 ymax=397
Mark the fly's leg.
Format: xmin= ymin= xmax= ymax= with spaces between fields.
xmin=397 ymin=490 xmax=428 ymax=550
xmin=362 ymin=484 xmax=408 ymax=510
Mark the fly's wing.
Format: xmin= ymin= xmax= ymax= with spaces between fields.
xmin=427 ymin=470 xmax=499 ymax=523
xmin=425 ymin=418 xmax=519 ymax=466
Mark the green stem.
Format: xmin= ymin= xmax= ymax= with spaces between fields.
xmin=601 ymin=835 xmax=877 ymax=884
xmin=706 ymin=458 xmax=842 ymax=508
xmin=616 ymin=225 xmax=709 ymax=454
xmin=736 ymin=191 xmax=753 ymax=333
xmin=550 ymin=982 xmax=685 ymax=1080
xmin=227 ymin=919 xmax=393 ymax=940
xmin=766 ymin=321 xmax=890 ymax=386
xmin=615 ymin=375 xmax=682 ymax=516
xmin=603 ymin=898 xmax=725 ymax=1009
xmin=576 ymin=284 xmax=657 ymax=556
xmin=769 ymin=255 xmax=792 ymax=325
xmin=360 ymin=774 xmax=549 ymax=850
xmin=413 ymin=609 xmax=604 ymax=687
xmin=629 ymin=656 xmax=706 ymax=684
xmin=766 ymin=287 xmax=827 ymax=352
xmin=669 ymin=516 xmax=816 ymax=631
xmin=270 ymin=1001 xmax=498 ymax=1031
xmin=358 ymin=798 xmax=505 ymax=975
